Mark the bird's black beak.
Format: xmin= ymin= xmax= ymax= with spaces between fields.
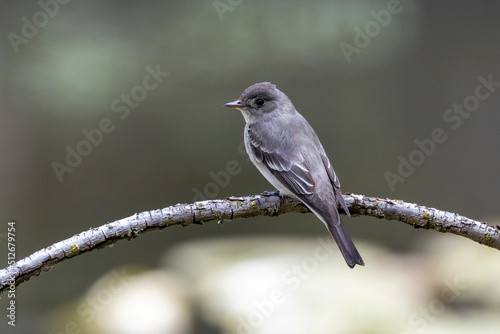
xmin=224 ymin=100 xmax=246 ymax=109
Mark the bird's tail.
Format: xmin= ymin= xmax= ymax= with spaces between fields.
xmin=326 ymin=218 xmax=364 ymax=268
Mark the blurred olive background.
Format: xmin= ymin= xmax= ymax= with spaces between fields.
xmin=1 ymin=0 xmax=500 ymax=333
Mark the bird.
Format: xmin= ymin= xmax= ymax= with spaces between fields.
xmin=224 ymin=82 xmax=364 ymax=268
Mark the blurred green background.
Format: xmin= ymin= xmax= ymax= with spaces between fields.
xmin=1 ymin=0 xmax=500 ymax=333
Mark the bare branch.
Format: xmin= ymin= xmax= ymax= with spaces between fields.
xmin=0 ymin=193 xmax=497 ymax=293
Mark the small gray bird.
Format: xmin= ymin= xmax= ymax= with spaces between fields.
xmin=225 ymin=82 xmax=364 ymax=268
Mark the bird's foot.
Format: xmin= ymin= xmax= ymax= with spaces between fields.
xmin=261 ymin=190 xmax=280 ymax=197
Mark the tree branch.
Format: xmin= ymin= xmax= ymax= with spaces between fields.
xmin=1 ymin=193 xmax=498 ymax=293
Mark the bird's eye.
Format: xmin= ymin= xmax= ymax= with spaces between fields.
xmin=255 ymin=99 xmax=265 ymax=106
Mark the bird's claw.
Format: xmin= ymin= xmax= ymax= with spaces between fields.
xmin=261 ymin=190 xmax=280 ymax=197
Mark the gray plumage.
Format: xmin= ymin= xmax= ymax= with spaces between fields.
xmin=225 ymin=82 xmax=364 ymax=268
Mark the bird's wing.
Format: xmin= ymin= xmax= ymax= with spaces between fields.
xmin=248 ymin=127 xmax=362 ymax=267
xmin=320 ymin=152 xmax=350 ymax=216
xmin=247 ymin=126 xmax=349 ymax=218
xmin=247 ymin=128 xmax=315 ymax=196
